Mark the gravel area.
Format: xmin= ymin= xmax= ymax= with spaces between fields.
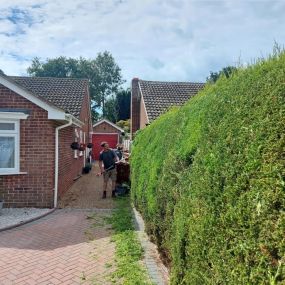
xmin=0 ymin=208 xmax=51 ymax=230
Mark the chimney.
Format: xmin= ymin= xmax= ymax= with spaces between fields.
xmin=131 ymin=78 xmax=140 ymax=139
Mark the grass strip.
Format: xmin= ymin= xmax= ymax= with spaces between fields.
xmin=106 ymin=196 xmax=154 ymax=285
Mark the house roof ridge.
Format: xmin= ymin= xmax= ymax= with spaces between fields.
xmin=8 ymin=75 xmax=89 ymax=83
xmin=139 ymin=79 xmax=205 ymax=85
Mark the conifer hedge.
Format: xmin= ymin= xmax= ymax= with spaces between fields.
xmin=131 ymin=52 xmax=285 ymax=284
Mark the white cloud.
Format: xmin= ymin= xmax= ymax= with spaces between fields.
xmin=0 ymin=0 xmax=284 ymax=84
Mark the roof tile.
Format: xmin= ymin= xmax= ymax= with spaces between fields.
xmin=138 ymin=80 xmax=205 ymax=121
xmin=8 ymin=76 xmax=88 ymax=118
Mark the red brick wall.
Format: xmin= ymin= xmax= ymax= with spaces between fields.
xmin=57 ymin=90 xmax=92 ymax=197
xmin=0 ymin=85 xmax=54 ymax=208
xmin=57 ymin=125 xmax=83 ymax=197
xmin=0 ymin=83 xmax=92 ymax=207
xmin=131 ymin=78 xmax=141 ymax=138
xmin=93 ymin=122 xmax=121 ymax=134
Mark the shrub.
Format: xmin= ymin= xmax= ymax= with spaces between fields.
xmin=131 ymin=52 xmax=285 ymax=284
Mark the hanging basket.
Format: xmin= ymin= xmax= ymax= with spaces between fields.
xmin=70 ymin=142 xmax=79 ymax=150
xmin=78 ymin=143 xmax=86 ymax=151
xmin=87 ymin=143 xmax=93 ymax=149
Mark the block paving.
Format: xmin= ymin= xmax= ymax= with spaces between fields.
xmin=0 ymin=163 xmax=169 ymax=284
xmin=0 ymin=208 xmax=115 ymax=285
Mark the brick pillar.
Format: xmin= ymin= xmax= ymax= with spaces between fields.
xmin=131 ymin=78 xmax=140 ymax=139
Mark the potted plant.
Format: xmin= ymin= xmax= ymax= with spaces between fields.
xmin=86 ymin=162 xmax=92 ymax=170
xmin=87 ymin=143 xmax=93 ymax=149
xmin=82 ymin=162 xmax=92 ymax=174
xmin=78 ymin=143 xmax=86 ymax=151
xmin=71 ymin=142 xmax=79 ymax=150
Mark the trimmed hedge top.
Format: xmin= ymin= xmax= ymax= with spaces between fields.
xmin=131 ymin=52 xmax=285 ymax=284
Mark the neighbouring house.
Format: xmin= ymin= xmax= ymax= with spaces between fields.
xmin=92 ymin=119 xmax=124 ymax=160
xmin=131 ymin=78 xmax=205 ymax=138
xmin=0 ymin=74 xmax=92 ymax=208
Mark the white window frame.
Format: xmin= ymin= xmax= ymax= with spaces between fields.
xmin=0 ymin=119 xmax=20 ymax=174
xmin=0 ymin=112 xmax=28 ymax=175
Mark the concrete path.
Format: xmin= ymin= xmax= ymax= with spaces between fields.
xmin=0 ymin=209 xmax=115 ymax=285
xmin=58 ymin=164 xmax=116 ymax=209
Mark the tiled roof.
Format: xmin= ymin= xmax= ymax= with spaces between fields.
xmin=138 ymin=80 xmax=205 ymax=121
xmin=8 ymin=76 xmax=88 ymax=118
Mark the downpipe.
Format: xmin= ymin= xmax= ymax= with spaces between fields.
xmin=54 ymin=116 xmax=73 ymax=208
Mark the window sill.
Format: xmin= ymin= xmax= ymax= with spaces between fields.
xmin=0 ymin=172 xmax=28 ymax=176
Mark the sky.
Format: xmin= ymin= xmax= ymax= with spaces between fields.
xmin=0 ymin=0 xmax=284 ymax=87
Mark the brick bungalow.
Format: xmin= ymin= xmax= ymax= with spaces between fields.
xmin=0 ymin=74 xmax=92 ymax=208
xmin=131 ymin=78 xmax=205 ymax=138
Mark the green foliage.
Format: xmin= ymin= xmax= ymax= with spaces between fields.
xmin=116 ymin=119 xmax=130 ymax=133
xmin=116 ymin=88 xmax=131 ymax=121
xmin=207 ymin=65 xmax=237 ymax=83
xmin=104 ymin=95 xmax=118 ymax=122
xmin=106 ymin=197 xmax=153 ymax=285
xmin=27 ymin=52 xmax=125 ymax=121
xmin=104 ymin=88 xmax=130 ymax=123
xmin=131 ymin=52 xmax=285 ymax=284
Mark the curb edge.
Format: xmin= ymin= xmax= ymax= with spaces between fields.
xmin=0 ymin=208 xmax=56 ymax=233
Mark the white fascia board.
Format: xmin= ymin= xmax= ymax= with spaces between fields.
xmin=0 ymin=112 xmax=29 ymax=120
xmin=0 ymin=76 xmax=66 ymax=120
xmin=93 ymin=119 xmax=124 ymax=132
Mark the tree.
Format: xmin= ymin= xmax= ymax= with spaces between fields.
xmin=104 ymin=96 xmax=118 ymax=123
xmin=0 ymin=69 xmax=5 ymax=75
xmin=116 ymin=119 xmax=130 ymax=134
xmin=27 ymin=52 xmax=125 ymax=121
xmin=104 ymin=88 xmax=131 ymax=122
xmin=207 ymin=66 xmax=237 ymax=83
xmin=116 ymin=88 xmax=130 ymax=121
xmin=92 ymin=52 xmax=125 ymax=117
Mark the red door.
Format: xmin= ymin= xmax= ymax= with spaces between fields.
xmin=92 ymin=133 xmax=118 ymax=160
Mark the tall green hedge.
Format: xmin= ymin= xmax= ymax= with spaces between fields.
xmin=131 ymin=53 xmax=285 ymax=284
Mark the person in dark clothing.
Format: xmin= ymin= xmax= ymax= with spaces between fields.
xmin=98 ymin=141 xmax=118 ymax=198
xmin=114 ymin=143 xmax=123 ymax=160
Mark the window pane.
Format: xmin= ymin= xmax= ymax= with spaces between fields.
xmin=0 ymin=137 xmax=15 ymax=168
xmin=0 ymin=123 xmax=15 ymax=131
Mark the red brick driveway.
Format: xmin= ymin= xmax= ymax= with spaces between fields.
xmin=0 ymin=209 xmax=115 ymax=285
